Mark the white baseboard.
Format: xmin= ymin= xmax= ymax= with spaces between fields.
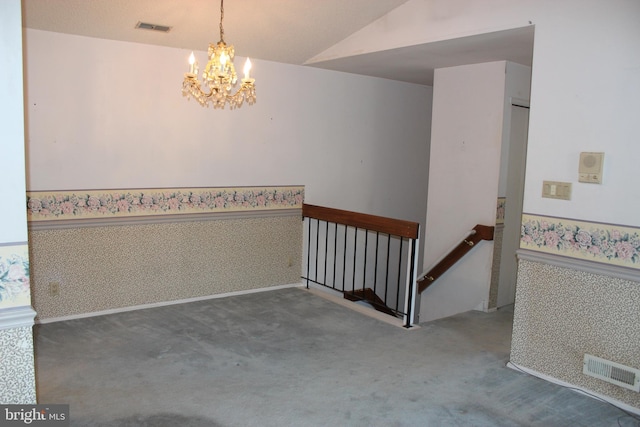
xmin=506 ymin=361 xmax=640 ymax=416
xmin=36 ymin=283 xmax=304 ymax=324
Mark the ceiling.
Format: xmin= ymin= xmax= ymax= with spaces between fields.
xmin=22 ymin=0 xmax=534 ymax=86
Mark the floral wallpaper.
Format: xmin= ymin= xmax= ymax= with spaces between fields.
xmin=0 ymin=244 xmax=31 ymax=309
xmin=27 ymin=186 xmax=304 ymax=222
xmin=0 ymin=326 xmax=36 ymax=404
xmin=521 ymin=214 xmax=640 ymax=269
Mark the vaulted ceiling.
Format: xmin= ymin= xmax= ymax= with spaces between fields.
xmin=22 ymin=0 xmax=533 ymax=86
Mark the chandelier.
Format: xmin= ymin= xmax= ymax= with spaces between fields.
xmin=182 ymin=0 xmax=256 ymax=109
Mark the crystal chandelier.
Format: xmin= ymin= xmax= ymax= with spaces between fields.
xmin=182 ymin=0 xmax=256 ymax=109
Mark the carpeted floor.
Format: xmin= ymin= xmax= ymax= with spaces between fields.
xmin=34 ymin=287 xmax=637 ymax=426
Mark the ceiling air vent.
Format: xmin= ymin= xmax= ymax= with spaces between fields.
xmin=135 ymin=22 xmax=172 ymax=33
xmin=583 ymin=354 xmax=640 ymax=392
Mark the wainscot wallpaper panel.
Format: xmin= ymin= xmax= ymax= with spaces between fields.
xmin=27 ymin=186 xmax=304 ymax=320
xmin=0 ymin=326 xmax=36 ymax=404
xmin=30 ymin=214 xmax=303 ymax=320
xmin=511 ymin=258 xmax=640 ymax=409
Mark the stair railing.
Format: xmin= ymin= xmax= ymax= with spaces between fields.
xmin=302 ymin=204 xmax=420 ymax=328
xmin=417 ymin=224 xmax=494 ymax=294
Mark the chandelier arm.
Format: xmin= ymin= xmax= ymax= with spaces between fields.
xmin=184 ymin=79 xmax=254 ymax=102
xmin=184 ymin=81 xmax=220 ymax=101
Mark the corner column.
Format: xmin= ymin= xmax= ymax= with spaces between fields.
xmin=0 ymin=0 xmax=37 ymax=404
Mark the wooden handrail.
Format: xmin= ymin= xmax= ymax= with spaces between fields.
xmin=303 ymin=204 xmax=419 ymax=239
xmin=417 ymin=224 xmax=494 ymax=294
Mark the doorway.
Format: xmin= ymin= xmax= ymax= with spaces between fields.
xmin=496 ymin=101 xmax=529 ymax=307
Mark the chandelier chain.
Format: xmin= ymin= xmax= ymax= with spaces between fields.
xmin=219 ymin=0 xmax=225 ymax=43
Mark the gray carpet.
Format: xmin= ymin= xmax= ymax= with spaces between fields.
xmin=34 ymin=287 xmax=636 ymax=426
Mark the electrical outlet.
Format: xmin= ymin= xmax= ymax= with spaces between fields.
xmin=49 ymin=282 xmax=60 ymax=296
xmin=288 ymin=256 xmax=293 ymax=267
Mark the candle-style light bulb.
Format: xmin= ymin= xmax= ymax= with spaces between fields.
xmin=243 ymin=58 xmax=252 ymax=79
xmin=188 ymin=52 xmax=196 ymax=74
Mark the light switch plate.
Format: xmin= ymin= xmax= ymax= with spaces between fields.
xmin=542 ymin=181 xmax=572 ymax=200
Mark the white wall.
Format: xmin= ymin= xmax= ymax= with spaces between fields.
xmin=24 ymin=29 xmax=431 ymax=227
xmin=420 ymin=61 xmax=507 ymax=322
xmin=522 ymin=1 xmax=640 ymax=225
xmin=311 ymin=0 xmax=640 ymax=227
xmin=1 ymin=0 xmax=28 ymax=243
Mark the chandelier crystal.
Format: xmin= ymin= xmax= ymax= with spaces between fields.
xmin=182 ymin=0 xmax=256 ymax=109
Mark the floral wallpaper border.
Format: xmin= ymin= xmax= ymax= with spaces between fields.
xmin=27 ymin=186 xmax=304 ymax=222
xmin=0 ymin=244 xmax=31 ymax=309
xmin=496 ymin=197 xmax=506 ymax=224
xmin=521 ymin=213 xmax=640 ymax=270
